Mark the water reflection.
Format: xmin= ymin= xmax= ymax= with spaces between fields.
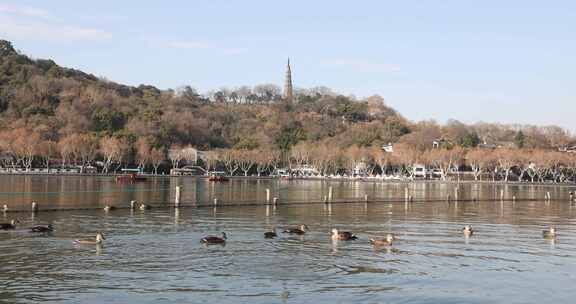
xmin=1 ymin=175 xmax=575 ymax=211
xmin=0 ymin=177 xmax=575 ymax=303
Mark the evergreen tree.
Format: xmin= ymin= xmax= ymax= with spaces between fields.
xmin=514 ymin=131 xmax=525 ymax=148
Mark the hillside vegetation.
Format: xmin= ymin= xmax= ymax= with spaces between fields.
xmin=0 ymin=40 xmax=574 ymax=181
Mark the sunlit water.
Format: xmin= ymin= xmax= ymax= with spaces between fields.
xmin=1 ymin=176 xmax=576 ymax=303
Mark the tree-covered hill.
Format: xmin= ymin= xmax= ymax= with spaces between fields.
xmin=0 ymin=39 xmax=573 ymax=175
xmin=0 ymin=39 xmax=410 ymax=151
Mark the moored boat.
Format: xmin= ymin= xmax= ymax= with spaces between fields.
xmin=116 ymin=172 xmax=147 ymax=183
xmin=208 ymin=171 xmax=229 ymax=182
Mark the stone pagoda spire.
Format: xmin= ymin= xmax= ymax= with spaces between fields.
xmin=283 ymin=58 xmax=293 ymax=102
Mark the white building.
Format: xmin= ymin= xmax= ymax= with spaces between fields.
xmin=382 ymin=143 xmax=394 ymax=153
xmin=413 ymin=164 xmax=426 ymax=178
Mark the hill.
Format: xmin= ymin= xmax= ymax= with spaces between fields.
xmin=0 ymin=39 xmax=574 ymax=177
xmin=0 ymin=40 xmax=408 ymax=150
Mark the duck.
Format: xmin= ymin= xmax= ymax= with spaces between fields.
xmin=74 ymin=232 xmax=105 ymax=245
xmin=139 ymin=203 xmax=151 ymax=210
xmin=30 ymin=224 xmax=53 ymax=233
xmin=331 ymin=228 xmax=358 ymax=241
xmin=283 ymin=224 xmax=309 ymax=235
xmin=369 ymin=234 xmax=395 ymax=247
xmin=462 ymin=225 xmax=474 ymax=236
xmin=201 ymin=232 xmax=227 ymax=244
xmin=103 ymin=205 xmax=117 ymax=212
xmin=2 ymin=204 xmax=8 ymax=212
xmin=543 ymin=226 xmax=557 ymax=239
xmin=0 ymin=219 xmax=19 ymax=230
xmin=264 ymin=227 xmax=278 ymax=238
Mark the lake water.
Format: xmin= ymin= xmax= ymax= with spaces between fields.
xmin=1 ymin=175 xmax=576 ymax=303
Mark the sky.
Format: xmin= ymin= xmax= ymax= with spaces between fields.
xmin=0 ymin=1 xmax=575 ymax=132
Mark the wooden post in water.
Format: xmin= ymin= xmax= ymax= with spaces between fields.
xmin=404 ymin=187 xmax=409 ymax=202
xmin=273 ymin=197 xmax=278 ymax=205
xmin=175 ymin=186 xmax=181 ymax=208
xmin=546 ymin=192 xmax=551 ymax=201
xmin=364 ymin=194 xmax=368 ymax=202
xmin=500 ymin=189 xmax=504 ymax=201
xmin=130 ymin=200 xmax=137 ymax=210
xmin=323 ymin=195 xmax=328 ymax=204
xmin=213 ymin=198 xmax=218 ymax=206
xmin=454 ymin=187 xmax=459 ymax=201
xmin=266 ymin=189 xmax=271 ymax=204
xmin=328 ymin=186 xmax=333 ymax=202
xmin=31 ymin=201 xmax=38 ymax=213
xmin=569 ymin=192 xmax=574 ymax=202
xmin=409 ymin=195 xmax=413 ymax=202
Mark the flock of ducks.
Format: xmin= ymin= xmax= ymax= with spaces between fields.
xmin=0 ymin=205 xmax=560 ymax=248
xmin=0 ymin=218 xmax=398 ymax=247
xmin=195 ymin=225 xmax=559 ymax=246
xmin=0 ymin=219 xmax=54 ymax=234
xmin=0 ymin=201 xmax=150 ymax=245
xmin=0 ymin=219 xmax=106 ymax=245
xmin=0 ymin=216 xmax=560 ymax=247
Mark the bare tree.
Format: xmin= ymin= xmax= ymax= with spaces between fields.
xmin=76 ymin=134 xmax=99 ymax=173
xmin=100 ymin=136 xmax=124 ymax=173
xmin=149 ymin=147 xmax=165 ymax=174
xmin=58 ymin=135 xmax=76 ymax=168
xmin=37 ymin=140 xmax=58 ymax=171
xmin=135 ymin=137 xmax=152 ymax=171
xmin=466 ymin=149 xmax=492 ymax=181
xmin=220 ymin=149 xmax=239 ymax=175
xmin=13 ymin=129 xmax=40 ymax=171
xmin=202 ymin=150 xmax=219 ymax=173
xmin=237 ymin=149 xmax=255 ymax=176
xmin=290 ymin=142 xmax=311 ymax=169
xmin=180 ymin=146 xmax=198 ymax=166
xmin=494 ymin=148 xmax=518 ymax=182
xmin=168 ymin=144 xmax=183 ymax=169
xmin=393 ymin=143 xmax=421 ymax=178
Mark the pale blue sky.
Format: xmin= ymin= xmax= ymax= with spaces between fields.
xmin=1 ymin=1 xmax=575 ymax=131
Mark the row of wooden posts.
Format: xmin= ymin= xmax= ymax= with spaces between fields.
xmin=2 ymin=186 xmax=576 ymax=213
xmin=179 ymin=185 xmax=283 ymax=208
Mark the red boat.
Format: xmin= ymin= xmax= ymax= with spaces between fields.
xmin=116 ymin=170 xmax=147 ymax=183
xmin=208 ymin=171 xmax=229 ymax=182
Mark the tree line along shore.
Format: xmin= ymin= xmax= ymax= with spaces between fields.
xmin=0 ymin=40 xmax=575 ymax=183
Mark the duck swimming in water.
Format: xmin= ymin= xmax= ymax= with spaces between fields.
xmin=30 ymin=224 xmax=53 ymax=233
xmin=0 ymin=219 xmax=19 ymax=230
xmin=331 ymin=228 xmax=358 ymax=241
xmin=103 ymin=205 xmax=117 ymax=212
xmin=543 ymin=227 xmax=557 ymax=239
xmin=264 ymin=227 xmax=278 ymax=238
xmin=201 ymin=232 xmax=227 ymax=244
xmin=283 ymin=225 xmax=309 ymax=235
xmin=462 ymin=225 xmax=474 ymax=236
xmin=369 ymin=234 xmax=395 ymax=247
xmin=139 ymin=203 xmax=151 ymax=210
xmin=74 ymin=232 xmax=105 ymax=245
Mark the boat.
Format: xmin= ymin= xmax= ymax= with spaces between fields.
xmin=273 ymin=168 xmax=293 ymax=180
xmin=116 ymin=169 xmax=147 ymax=183
xmin=208 ymin=171 xmax=229 ymax=182
xmin=116 ymin=173 xmax=147 ymax=183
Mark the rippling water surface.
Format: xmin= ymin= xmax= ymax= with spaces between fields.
xmin=1 ymin=176 xmax=576 ymax=303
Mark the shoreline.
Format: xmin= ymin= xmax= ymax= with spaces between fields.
xmin=0 ymin=171 xmax=574 ymax=187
